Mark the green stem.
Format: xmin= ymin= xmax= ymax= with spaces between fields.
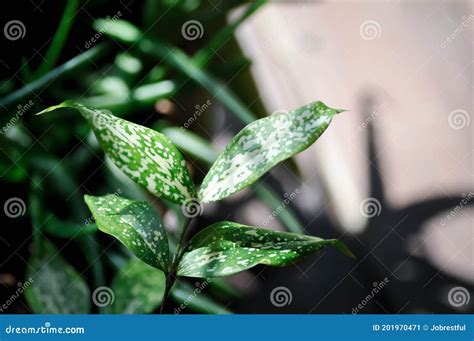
xmin=160 ymin=217 xmax=192 ymax=314
xmin=33 ymin=0 xmax=79 ymax=78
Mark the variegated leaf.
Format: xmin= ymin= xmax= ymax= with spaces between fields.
xmin=199 ymin=101 xmax=343 ymax=202
xmin=84 ymin=194 xmax=169 ymax=272
xmin=105 ymin=257 xmax=165 ymax=314
xmin=38 ymin=101 xmax=196 ymax=204
xmin=25 ymin=240 xmax=91 ymax=313
xmin=177 ymin=221 xmax=354 ymax=278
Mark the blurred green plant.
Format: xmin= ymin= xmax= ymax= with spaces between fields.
xmin=0 ymin=0 xmax=349 ymax=314
xmin=37 ymin=100 xmax=353 ymax=312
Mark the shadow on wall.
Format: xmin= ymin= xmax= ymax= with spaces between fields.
xmin=222 ymin=94 xmax=474 ymax=314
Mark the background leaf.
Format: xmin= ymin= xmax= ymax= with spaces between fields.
xmin=199 ymin=101 xmax=343 ymax=202
xmin=171 ymin=281 xmax=231 ymax=314
xmin=105 ymin=257 xmax=165 ymax=314
xmin=24 ymin=240 xmax=91 ymax=313
xmin=43 ymin=215 xmax=97 ymax=238
xmin=38 ymin=102 xmax=197 ymax=205
xmin=178 ymin=221 xmax=353 ymax=278
xmin=84 ymin=194 xmax=170 ymax=272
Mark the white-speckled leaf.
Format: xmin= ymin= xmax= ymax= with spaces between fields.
xmin=199 ymin=101 xmax=343 ymax=202
xmin=177 ymin=221 xmax=354 ymax=278
xmin=38 ymin=101 xmax=196 ymax=204
xmin=84 ymin=194 xmax=169 ymax=272
xmin=24 ymin=240 xmax=91 ymax=313
xmin=105 ymin=257 xmax=165 ymax=314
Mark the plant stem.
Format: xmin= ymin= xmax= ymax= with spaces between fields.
xmin=160 ymin=216 xmax=192 ymax=314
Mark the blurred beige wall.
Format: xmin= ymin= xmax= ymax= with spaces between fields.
xmin=234 ymin=0 xmax=472 ymax=282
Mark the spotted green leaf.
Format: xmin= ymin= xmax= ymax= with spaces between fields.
xmin=84 ymin=194 xmax=169 ymax=272
xmin=105 ymin=257 xmax=165 ymax=314
xmin=177 ymin=221 xmax=354 ymax=278
xmin=199 ymin=101 xmax=343 ymax=202
xmin=24 ymin=240 xmax=91 ymax=313
xmin=38 ymin=101 xmax=196 ymax=204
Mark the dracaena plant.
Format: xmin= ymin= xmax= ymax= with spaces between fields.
xmin=38 ymin=100 xmax=354 ymax=313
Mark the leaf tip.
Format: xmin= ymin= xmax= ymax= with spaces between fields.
xmin=35 ymin=100 xmax=75 ymax=116
xmin=83 ymin=194 xmax=94 ymax=206
xmin=334 ymin=108 xmax=348 ymax=115
xmin=335 ymin=240 xmax=356 ymax=259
